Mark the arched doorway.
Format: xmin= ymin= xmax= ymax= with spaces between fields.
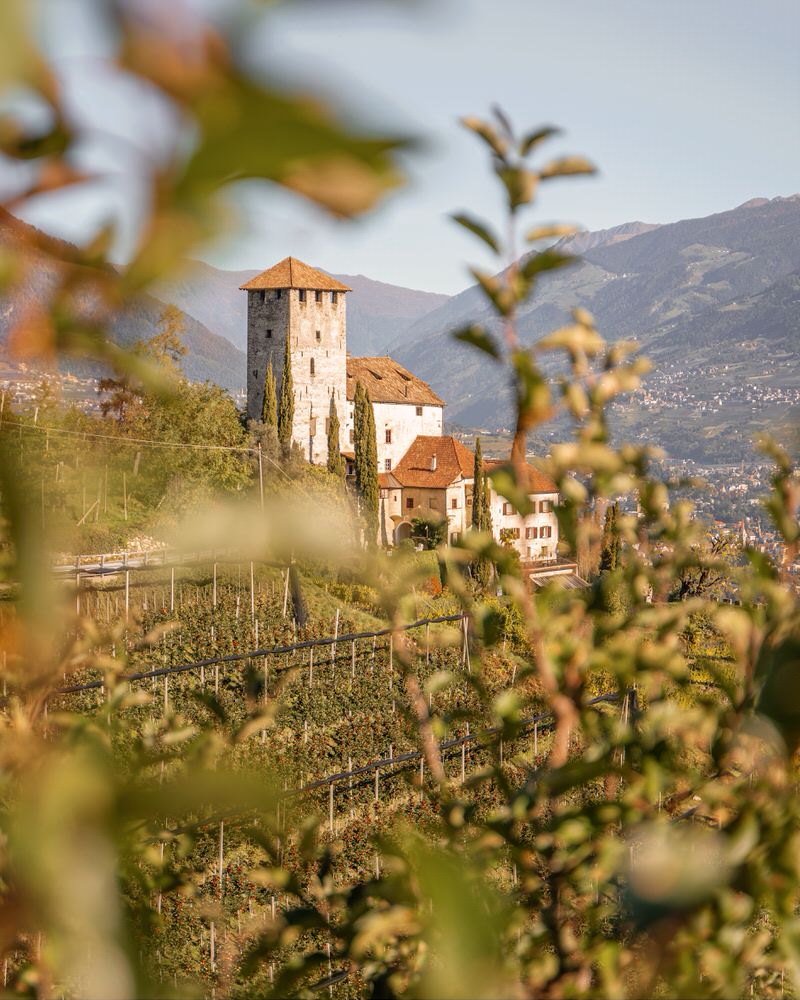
xmin=394 ymin=521 xmax=413 ymax=545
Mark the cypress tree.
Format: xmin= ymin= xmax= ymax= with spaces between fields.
xmin=483 ymin=473 xmax=493 ymax=533
xmin=599 ymin=501 xmax=619 ymax=574
xmin=471 ymin=436 xmax=494 ymax=588
xmin=472 ymin=438 xmax=484 ymax=530
xmin=278 ymin=336 xmax=294 ymax=453
xmin=262 ymin=360 xmax=277 ymax=427
xmin=353 ymin=382 xmax=379 ymax=545
xmin=326 ymin=393 xmax=345 ymax=477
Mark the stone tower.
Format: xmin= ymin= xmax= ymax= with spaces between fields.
xmin=241 ymin=257 xmax=351 ymax=465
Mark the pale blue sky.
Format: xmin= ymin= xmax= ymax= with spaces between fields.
xmin=16 ymin=0 xmax=800 ymax=294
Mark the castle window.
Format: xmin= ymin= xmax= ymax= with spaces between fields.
xmin=406 ymin=497 xmax=414 ymax=509
xmin=385 ymin=429 xmax=392 ymax=444
xmin=451 ymin=497 xmax=458 ymax=509
xmin=502 ymin=502 xmax=514 ymax=515
xmin=266 ymin=329 xmax=272 ymax=339
xmin=316 ymin=330 xmax=321 ymax=342
xmin=259 ymin=290 xmax=265 ymax=303
xmin=384 ymin=459 xmax=392 ymax=471
xmin=309 ymin=358 xmax=315 ymax=376
xmin=310 ymin=417 xmax=317 ymax=436
xmin=298 ymin=289 xmax=306 ymax=303
xmin=539 ymin=500 xmax=552 ymax=513
xmin=379 ymin=488 xmax=389 ymax=499
xmin=275 ymin=289 xmax=282 ymax=299
xmin=507 ymin=527 xmax=521 ymax=539
xmin=315 ymin=290 xmax=322 ymax=303
xmin=331 ymin=292 xmax=338 ymax=305
xmin=526 ymin=526 xmax=538 ymax=539
xmin=415 ymin=406 xmax=423 ymax=416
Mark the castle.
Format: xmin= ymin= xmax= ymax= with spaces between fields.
xmin=242 ymin=257 xmax=563 ymax=567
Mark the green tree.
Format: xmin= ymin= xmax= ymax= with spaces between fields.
xmin=98 ymin=305 xmax=187 ymax=422
xmin=262 ymin=360 xmax=277 ymax=427
xmin=599 ymin=501 xmax=620 ymax=573
xmin=353 ymin=381 xmax=378 ymax=545
xmin=278 ymin=336 xmax=294 ymax=454
xmin=411 ymin=515 xmax=446 ymax=550
xmin=472 ymin=437 xmax=485 ymax=530
xmin=326 ymin=393 xmax=345 ymax=477
xmin=471 ymin=437 xmax=494 ymax=588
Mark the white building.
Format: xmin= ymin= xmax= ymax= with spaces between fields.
xmin=243 ymin=256 xmax=574 ymax=578
xmin=378 ymin=435 xmax=560 ymax=563
xmin=344 ymin=356 xmax=443 ymax=473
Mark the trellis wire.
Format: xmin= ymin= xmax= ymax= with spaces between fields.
xmin=50 ymin=613 xmax=467 ymax=697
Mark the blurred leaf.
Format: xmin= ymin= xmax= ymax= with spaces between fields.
xmin=519 ymin=125 xmax=561 ymax=156
xmin=461 ymin=116 xmax=509 ymax=159
xmin=539 ymin=155 xmax=596 ymax=179
xmin=451 ymin=212 xmax=501 ymax=254
xmin=452 ymin=324 xmax=501 ymax=359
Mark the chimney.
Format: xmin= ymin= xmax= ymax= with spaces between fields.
xmin=431 ymin=454 xmax=437 ymax=472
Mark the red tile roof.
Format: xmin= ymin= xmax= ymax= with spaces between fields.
xmin=346 ymin=356 xmax=443 ymax=407
xmin=239 ymin=257 xmax=351 ymax=292
xmin=392 ymin=436 xmax=474 ymax=489
xmin=484 ymin=459 xmax=557 ymax=495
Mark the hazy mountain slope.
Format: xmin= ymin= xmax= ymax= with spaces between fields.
xmin=393 ymin=196 xmax=800 ymax=428
xmin=0 ymin=217 xmax=246 ymax=392
xmin=156 ymin=262 xmax=448 ymax=356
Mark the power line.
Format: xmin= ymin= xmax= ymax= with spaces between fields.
xmin=5 ymin=418 xmax=256 ymax=453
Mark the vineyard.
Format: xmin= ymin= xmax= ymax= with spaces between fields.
xmin=0 ymin=559 xmax=623 ymax=995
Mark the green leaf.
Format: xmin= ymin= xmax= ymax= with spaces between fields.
xmin=525 ymin=223 xmax=580 ymax=243
xmin=495 ymin=165 xmax=537 ymax=212
xmin=468 ymin=268 xmax=513 ymax=317
xmin=520 ymin=249 xmax=575 ymax=280
xmin=519 ymin=125 xmax=561 ymax=156
xmin=488 ymin=464 xmax=534 ymax=516
xmin=539 ymin=155 xmax=596 ymax=179
xmin=461 ymin=115 xmax=509 ymax=159
xmin=451 ymin=212 xmax=501 ymax=254
xmin=452 ymin=324 xmax=501 ymax=360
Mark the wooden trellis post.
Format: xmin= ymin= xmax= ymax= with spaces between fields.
xmin=348 ymin=754 xmax=353 ymax=819
xmin=212 ymin=562 xmax=217 ymax=608
xmin=328 ymin=782 xmax=334 ymax=835
xmin=332 ymin=610 xmax=339 ymax=672
xmin=219 ymin=822 xmax=224 ymax=899
xmin=250 ymin=561 xmax=255 ymax=621
xmin=308 ymin=647 xmax=314 ymax=687
xmin=170 ymin=567 xmax=175 ymax=612
xmin=374 ymin=767 xmax=379 ymax=803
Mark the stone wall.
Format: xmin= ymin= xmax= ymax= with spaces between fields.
xmin=246 ymin=288 xmax=347 ymax=465
xmin=246 ymin=289 xmax=290 ymax=423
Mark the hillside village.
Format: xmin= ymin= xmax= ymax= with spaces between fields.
xmin=241 ymin=257 xmax=571 ymax=578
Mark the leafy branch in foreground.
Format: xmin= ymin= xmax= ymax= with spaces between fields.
xmin=0 ymin=23 xmax=799 ymax=996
